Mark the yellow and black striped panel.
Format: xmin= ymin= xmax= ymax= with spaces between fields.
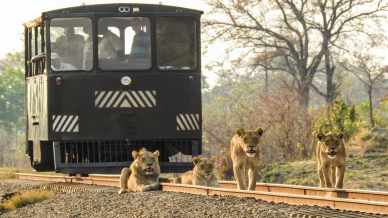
xmin=52 ymin=115 xmax=79 ymax=133
xmin=176 ymin=113 xmax=200 ymax=131
xmin=94 ymin=90 xmax=157 ymax=108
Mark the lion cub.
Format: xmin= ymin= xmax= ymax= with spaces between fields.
xmin=118 ymin=148 xmax=160 ymax=194
xmin=230 ymin=128 xmax=264 ymax=190
xmin=316 ymin=131 xmax=346 ymax=188
xmin=174 ymin=156 xmax=218 ymax=187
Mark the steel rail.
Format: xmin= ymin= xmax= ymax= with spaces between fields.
xmin=219 ymin=181 xmax=388 ymax=203
xmin=91 ymin=175 xmax=388 ymax=203
xmin=16 ymin=173 xmax=388 ymax=215
xmin=161 ymin=182 xmax=388 ymax=215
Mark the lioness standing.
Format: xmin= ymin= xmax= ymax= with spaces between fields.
xmin=118 ymin=148 xmax=160 ymax=194
xmin=174 ymin=156 xmax=218 ymax=187
xmin=315 ymin=132 xmax=346 ymax=188
xmin=230 ymin=128 xmax=264 ymax=190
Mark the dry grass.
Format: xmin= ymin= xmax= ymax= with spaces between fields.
xmin=0 ymin=191 xmax=53 ymax=212
xmin=0 ymin=168 xmax=18 ymax=180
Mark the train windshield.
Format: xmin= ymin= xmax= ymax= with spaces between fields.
xmin=157 ymin=17 xmax=197 ymax=70
xmin=49 ymin=16 xmax=197 ymax=72
xmin=50 ymin=18 xmax=93 ymax=71
xmin=98 ymin=17 xmax=151 ymax=70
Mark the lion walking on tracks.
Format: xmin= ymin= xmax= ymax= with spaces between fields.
xmin=315 ymin=132 xmax=346 ymax=188
xmin=230 ymin=128 xmax=264 ymax=190
xmin=118 ymin=148 xmax=160 ymax=194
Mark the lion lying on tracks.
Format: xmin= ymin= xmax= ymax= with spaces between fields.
xmin=230 ymin=128 xmax=264 ymax=190
xmin=315 ymin=131 xmax=346 ymax=188
xmin=173 ymin=156 xmax=218 ymax=187
xmin=118 ymin=148 xmax=160 ymax=194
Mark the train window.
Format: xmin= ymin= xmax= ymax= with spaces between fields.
xmin=40 ymin=26 xmax=45 ymax=53
xmin=36 ymin=26 xmax=42 ymax=54
xmin=50 ymin=18 xmax=93 ymax=71
xmin=157 ymin=17 xmax=197 ymax=70
xmin=31 ymin=29 xmax=36 ymax=57
xmin=98 ymin=17 xmax=151 ymax=70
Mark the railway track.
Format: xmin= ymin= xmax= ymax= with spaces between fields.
xmin=16 ymin=173 xmax=388 ymax=216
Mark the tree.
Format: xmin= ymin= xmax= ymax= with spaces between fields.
xmin=342 ymin=53 xmax=387 ymax=127
xmin=205 ymin=0 xmax=388 ymax=107
xmin=0 ymin=52 xmax=24 ymax=132
xmin=341 ymin=48 xmax=388 ymax=128
xmin=311 ymin=0 xmax=388 ymax=104
xmin=0 ymin=52 xmax=24 ymax=166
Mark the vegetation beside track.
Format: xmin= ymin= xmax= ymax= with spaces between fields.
xmin=260 ymin=154 xmax=388 ymax=191
xmin=0 ymin=190 xmax=53 ymax=212
xmin=0 ymin=168 xmax=18 ymax=180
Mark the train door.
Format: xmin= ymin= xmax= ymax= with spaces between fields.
xmin=25 ymin=22 xmax=50 ymax=169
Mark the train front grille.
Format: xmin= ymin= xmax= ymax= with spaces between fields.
xmin=56 ymin=139 xmax=195 ymax=165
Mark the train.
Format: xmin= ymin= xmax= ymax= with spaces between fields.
xmin=24 ymin=3 xmax=203 ymax=174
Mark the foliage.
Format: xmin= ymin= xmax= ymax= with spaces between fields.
xmin=357 ymin=101 xmax=388 ymax=128
xmin=0 ymin=167 xmax=17 ymax=180
xmin=0 ymin=191 xmax=53 ymax=212
xmin=313 ymin=99 xmax=359 ymax=139
xmin=257 ymin=155 xmax=388 ymax=191
xmin=205 ymin=0 xmax=388 ymax=107
xmin=0 ymin=52 xmax=25 ymax=167
xmin=0 ymin=52 xmax=24 ymax=132
xmin=203 ymin=75 xmax=313 ymax=163
xmin=340 ymin=45 xmax=388 ymax=127
xmin=202 ymin=76 xmax=262 ymax=153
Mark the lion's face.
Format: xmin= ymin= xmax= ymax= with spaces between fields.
xmin=317 ymin=132 xmax=344 ymax=159
xmin=193 ymin=157 xmax=215 ymax=177
xmin=236 ymin=128 xmax=264 ymax=157
xmin=133 ymin=149 xmax=160 ymax=176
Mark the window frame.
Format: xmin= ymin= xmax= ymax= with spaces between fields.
xmin=155 ymin=16 xmax=199 ymax=72
xmin=48 ymin=17 xmax=94 ymax=73
xmin=96 ymin=16 xmax=153 ymax=72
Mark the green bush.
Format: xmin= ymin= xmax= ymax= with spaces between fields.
xmin=314 ymin=99 xmax=359 ymax=139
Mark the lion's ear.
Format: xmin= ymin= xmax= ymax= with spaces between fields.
xmin=153 ymin=150 xmax=160 ymax=157
xmin=338 ymin=133 xmax=344 ymax=139
xmin=256 ymin=128 xmax=264 ymax=136
xmin=317 ymin=132 xmax=325 ymax=141
xmin=236 ymin=128 xmax=245 ymax=137
xmin=132 ymin=150 xmax=139 ymax=159
xmin=193 ymin=156 xmax=201 ymax=165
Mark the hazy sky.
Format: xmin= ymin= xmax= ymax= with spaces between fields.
xmin=0 ymin=0 xmax=207 ymax=58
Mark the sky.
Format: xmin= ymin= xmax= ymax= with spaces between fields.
xmin=0 ymin=0 xmax=208 ymax=58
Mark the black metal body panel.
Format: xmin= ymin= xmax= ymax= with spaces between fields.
xmin=47 ymin=72 xmax=202 ymax=141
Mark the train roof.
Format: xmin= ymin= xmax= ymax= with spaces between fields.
xmin=24 ymin=3 xmax=203 ymax=28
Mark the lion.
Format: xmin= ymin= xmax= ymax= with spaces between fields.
xmin=118 ymin=148 xmax=160 ymax=194
xmin=174 ymin=156 xmax=218 ymax=187
xmin=230 ymin=128 xmax=264 ymax=190
xmin=315 ymin=131 xmax=346 ymax=189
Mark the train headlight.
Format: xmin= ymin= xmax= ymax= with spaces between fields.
xmin=121 ymin=76 xmax=132 ymax=86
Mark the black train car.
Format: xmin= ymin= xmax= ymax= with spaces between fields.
xmin=24 ymin=4 xmax=203 ymax=174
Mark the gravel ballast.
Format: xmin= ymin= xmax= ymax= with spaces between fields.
xmin=1 ymin=180 xmax=387 ymax=218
